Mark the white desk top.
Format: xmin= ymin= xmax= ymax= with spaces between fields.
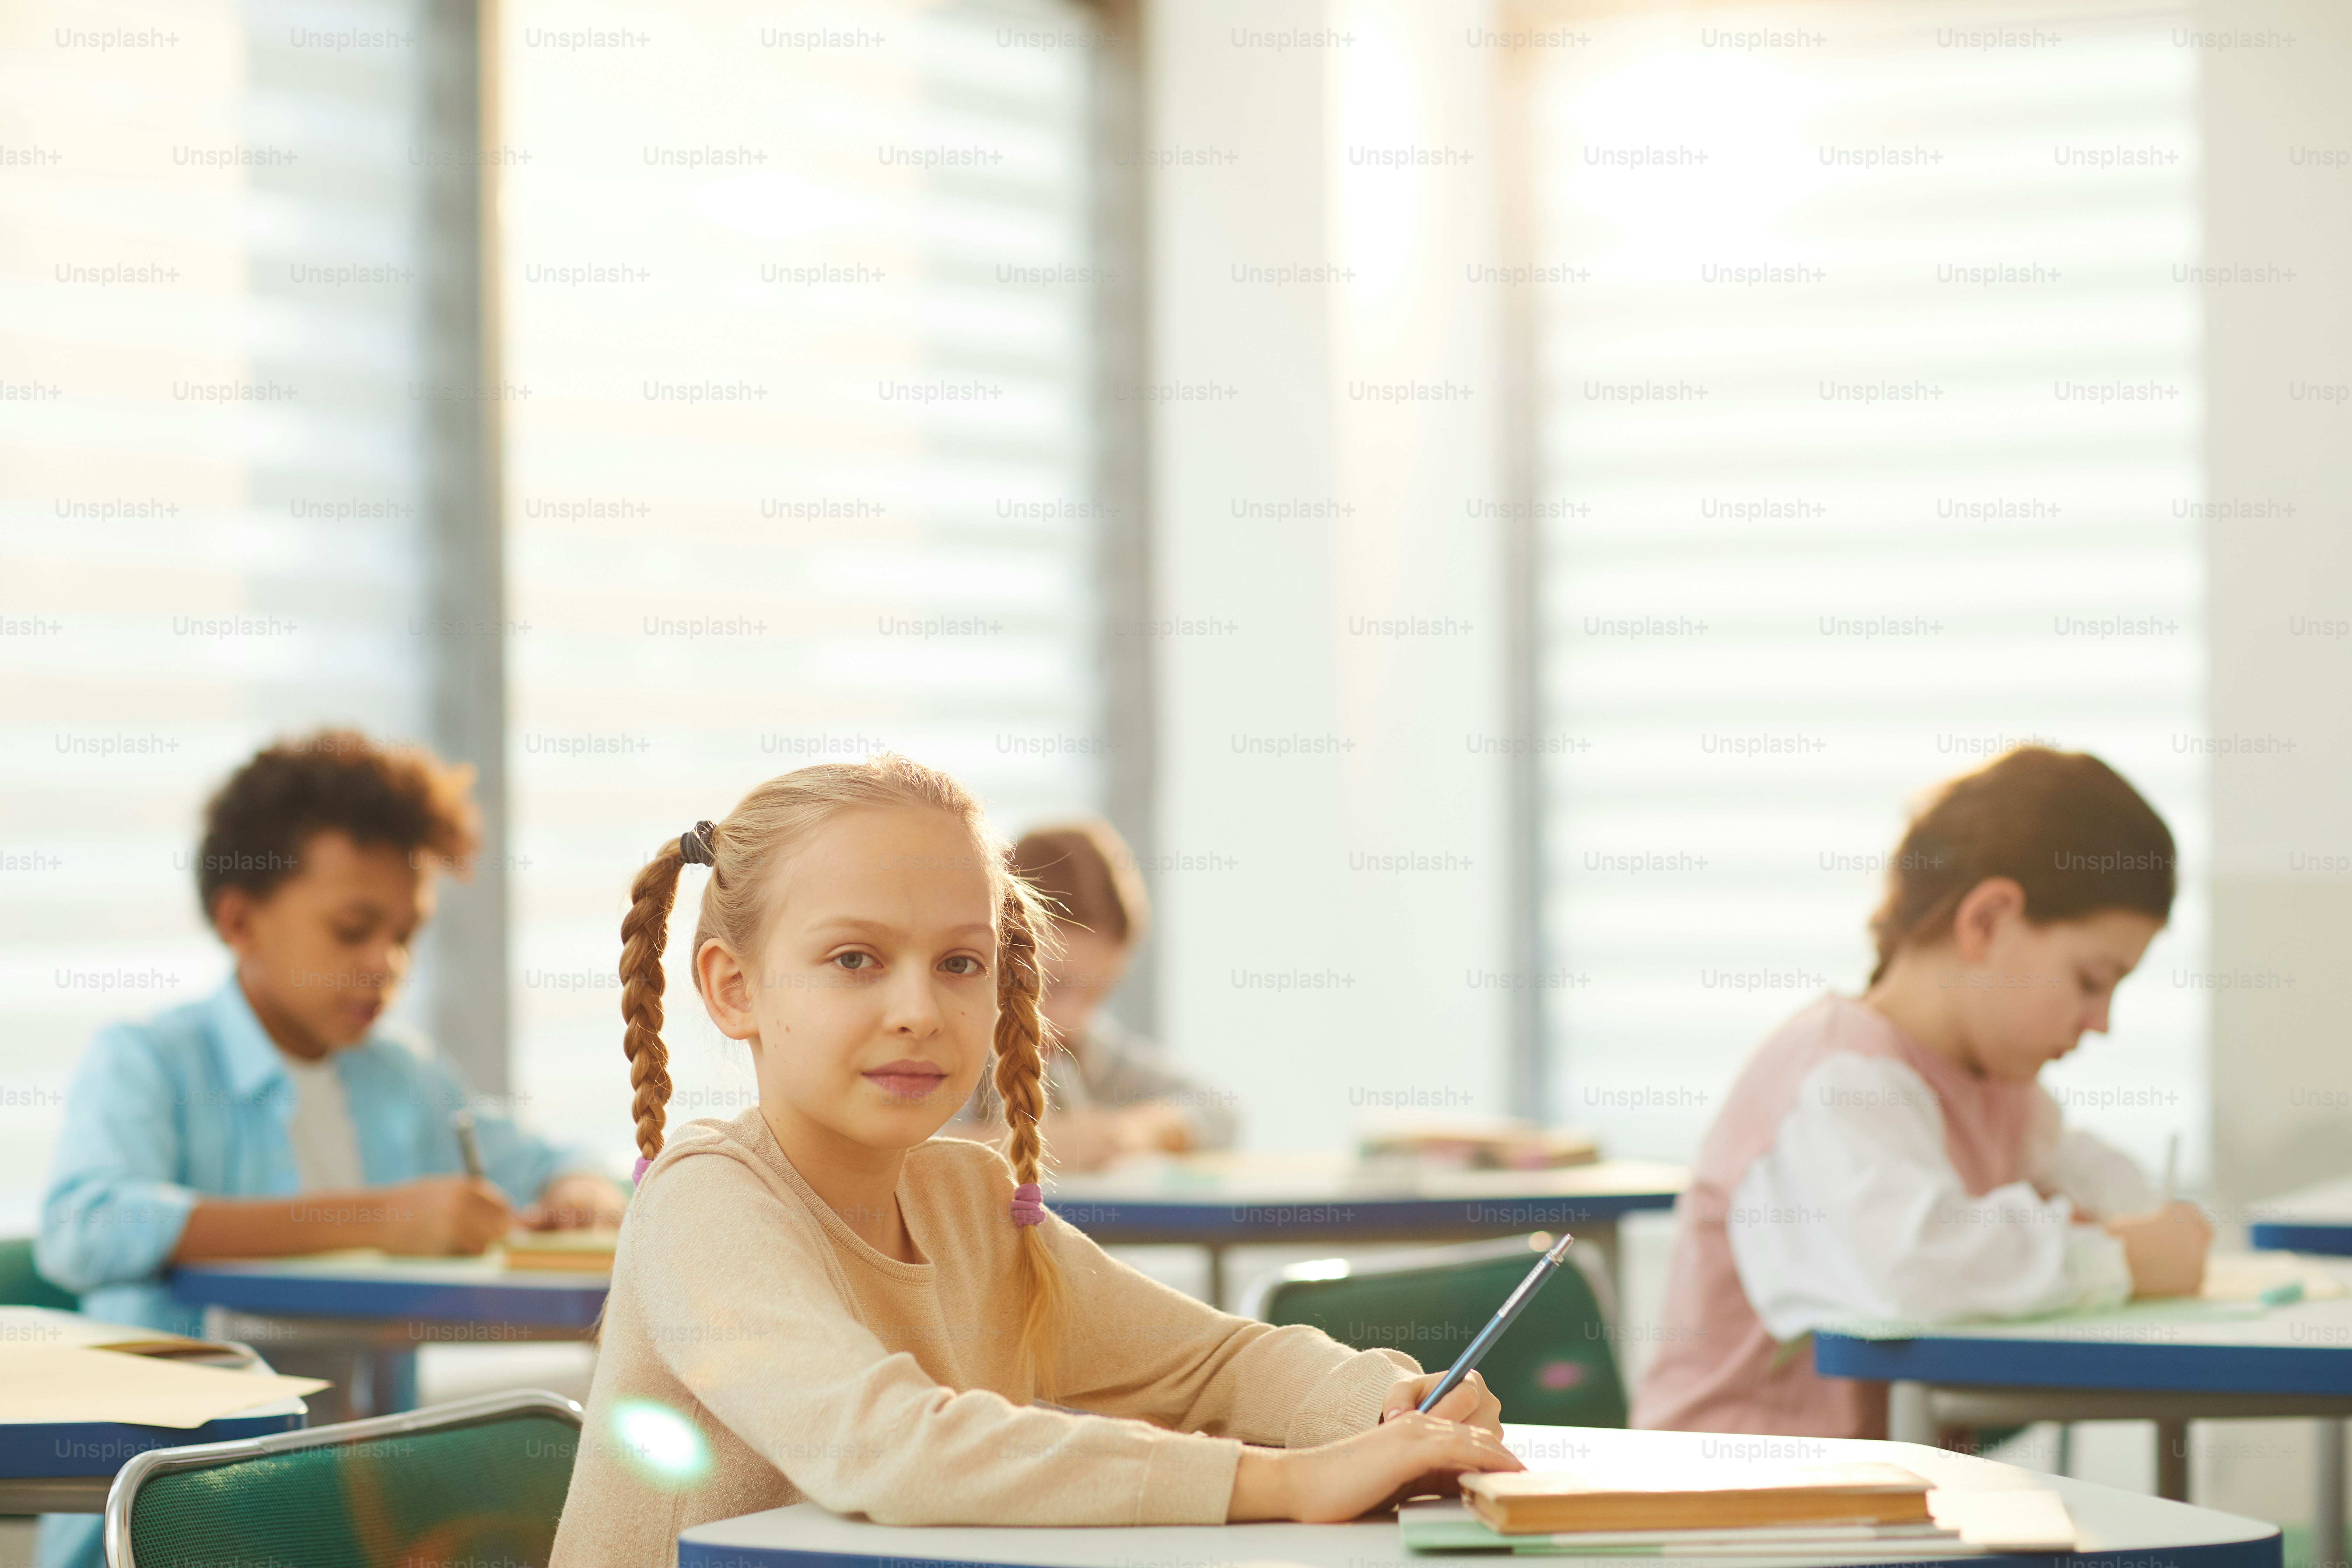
xmin=1047 ymin=1152 xmax=1688 ymax=1204
xmin=678 ymin=1424 xmax=2277 ymax=1568
xmin=1823 ymin=1256 xmax=2352 ymax=1350
xmin=2251 ymin=1175 xmax=2352 ymax=1223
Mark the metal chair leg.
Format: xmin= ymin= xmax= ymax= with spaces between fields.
xmin=2317 ymin=1419 xmax=2346 ymax=1568
xmin=2155 ymin=1418 xmax=2189 ymax=1502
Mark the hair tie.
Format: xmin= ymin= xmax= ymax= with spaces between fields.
xmin=633 ymin=1155 xmax=652 ymax=1185
xmin=678 ymin=820 xmax=718 ymax=867
xmin=1009 ymin=1182 xmax=1047 ymax=1228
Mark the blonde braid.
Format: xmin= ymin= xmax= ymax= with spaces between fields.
xmin=992 ymin=881 xmax=1067 ymax=1396
xmin=620 ymin=841 xmax=688 ymax=1165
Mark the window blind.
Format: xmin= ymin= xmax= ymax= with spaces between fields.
xmin=1520 ymin=0 xmax=2207 ymax=1175
xmin=0 ymin=0 xmax=432 ymax=1229
xmin=498 ymin=0 xmax=1107 ymax=1162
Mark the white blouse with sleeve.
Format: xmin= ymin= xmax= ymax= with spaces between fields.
xmin=1725 ymin=1052 xmax=2136 ymax=1341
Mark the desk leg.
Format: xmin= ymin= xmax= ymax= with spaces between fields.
xmin=1206 ymin=1245 xmax=1227 ymax=1312
xmin=203 ymin=1309 xmax=416 ymax=1422
xmin=2154 ymin=1419 xmax=2189 ymax=1502
xmin=1888 ymin=1382 xmax=1934 ymax=1446
xmin=2317 ymin=1419 xmax=2346 ymax=1568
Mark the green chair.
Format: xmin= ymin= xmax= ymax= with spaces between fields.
xmin=103 ymin=1389 xmax=582 ymax=1568
xmin=0 ymin=1236 xmax=78 ymax=1310
xmin=1244 ymin=1233 xmax=1630 ymax=1428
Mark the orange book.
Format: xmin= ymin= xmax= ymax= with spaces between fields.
xmin=500 ymin=1228 xmax=620 ymax=1273
xmin=1460 ymin=1462 xmax=1934 ymax=1535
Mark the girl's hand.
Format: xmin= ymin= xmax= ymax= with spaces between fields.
xmin=1227 ymin=1412 xmax=1524 ymax=1522
xmin=1382 ymin=1369 xmax=1504 ymax=1436
xmin=2106 ymin=1202 xmax=2212 ymax=1297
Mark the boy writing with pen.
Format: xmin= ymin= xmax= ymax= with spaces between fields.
xmin=37 ymin=730 xmax=624 ymax=1334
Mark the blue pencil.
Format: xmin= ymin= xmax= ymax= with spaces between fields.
xmin=1417 ymin=1231 xmax=1577 ymax=1413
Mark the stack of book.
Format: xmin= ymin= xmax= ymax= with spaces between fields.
xmin=499 ymin=1226 xmax=622 ymax=1273
xmin=1399 ymin=1462 xmax=2076 ymax=1562
xmin=1358 ymin=1118 xmax=1600 ymax=1171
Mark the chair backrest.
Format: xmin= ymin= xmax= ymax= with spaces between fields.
xmin=0 ymin=1236 xmax=79 ymax=1310
xmin=105 ymin=1390 xmax=583 ymax=1568
xmin=1248 ymin=1234 xmax=1630 ymax=1428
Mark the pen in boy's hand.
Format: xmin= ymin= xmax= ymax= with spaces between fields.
xmin=453 ymin=1108 xmax=486 ymax=1180
xmin=2161 ymin=1131 xmax=2179 ymax=1208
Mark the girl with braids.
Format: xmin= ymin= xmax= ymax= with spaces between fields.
xmin=551 ymin=757 xmax=1518 ymax=1566
xmin=1634 ymin=747 xmax=2212 ymax=1440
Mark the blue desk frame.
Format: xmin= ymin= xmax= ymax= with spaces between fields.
xmin=0 ymin=1400 xmax=306 ymax=1513
xmin=2250 ymin=1220 xmax=2352 ymax=1257
xmin=1815 ymin=1329 xmax=2352 ymax=1397
xmin=168 ymin=1264 xmax=608 ymax=1328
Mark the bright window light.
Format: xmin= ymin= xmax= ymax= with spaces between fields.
xmin=1522 ymin=0 xmax=2206 ymax=1176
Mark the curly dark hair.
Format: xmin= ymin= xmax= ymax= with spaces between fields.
xmin=195 ymin=728 xmax=482 ymax=921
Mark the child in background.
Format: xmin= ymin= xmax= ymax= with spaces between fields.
xmin=1633 ymin=747 xmax=2211 ymax=1439
xmin=956 ymin=819 xmax=1236 ymax=1170
xmin=551 ymin=757 xmax=1516 ymax=1564
xmin=40 ymin=731 xmax=623 ymax=1328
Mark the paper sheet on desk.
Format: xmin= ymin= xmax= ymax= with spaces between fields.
xmin=1827 ymin=1297 xmax=2269 ymax=1341
xmin=0 ymin=1344 xmax=327 ymax=1428
xmin=2203 ymin=1252 xmax=2347 ymax=1302
xmin=1828 ymin=1252 xmax=2348 ymax=1340
xmin=1399 ymin=1500 xmax=1982 ymax=1559
xmin=1928 ymin=1489 xmax=2077 ymax=1552
xmin=0 ymin=1305 xmax=265 ymax=1364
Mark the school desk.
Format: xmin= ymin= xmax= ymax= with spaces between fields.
xmin=1045 ymin=1152 xmax=1686 ymax=1305
xmin=168 ymin=1253 xmax=609 ymax=1332
xmin=2248 ymin=1176 xmax=2352 ymax=1257
xmin=0 ymin=1317 xmax=304 ymax=1513
xmin=1815 ymin=1268 xmax=2352 ymax=1559
xmin=167 ymin=1253 xmax=608 ymax=1423
xmin=675 ymin=1421 xmax=2280 ymax=1568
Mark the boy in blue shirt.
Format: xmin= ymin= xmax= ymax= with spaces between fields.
xmin=38 ymin=729 xmax=620 ymax=1310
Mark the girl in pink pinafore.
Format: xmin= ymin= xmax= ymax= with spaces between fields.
xmin=1633 ymin=748 xmax=2212 ymax=1439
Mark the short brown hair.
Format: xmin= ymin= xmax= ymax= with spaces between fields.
xmin=1867 ymin=747 xmax=2175 ymax=985
xmin=196 ymin=729 xmax=481 ymax=921
xmin=1011 ymin=819 xmax=1149 ymax=945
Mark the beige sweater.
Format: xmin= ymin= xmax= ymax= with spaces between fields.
xmin=549 ymin=1110 xmax=1419 ymax=1567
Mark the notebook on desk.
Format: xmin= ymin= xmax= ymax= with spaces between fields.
xmin=500 ymin=1227 xmax=621 ymax=1272
xmin=0 ymin=1305 xmax=249 ymax=1364
xmin=1460 ymin=1462 xmax=1935 ymax=1534
xmin=1410 ymin=1484 xmax=2074 ymax=1557
xmin=0 ymin=1342 xmax=326 ymax=1428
